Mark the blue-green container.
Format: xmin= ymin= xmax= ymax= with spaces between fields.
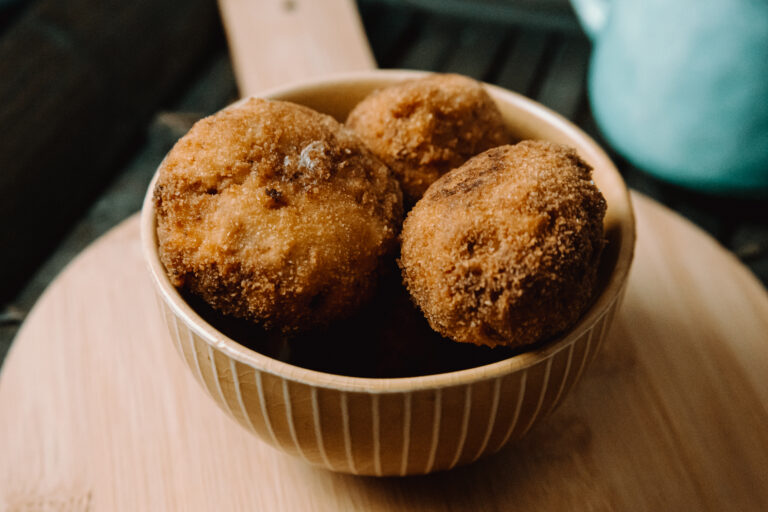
xmin=571 ymin=0 xmax=768 ymax=196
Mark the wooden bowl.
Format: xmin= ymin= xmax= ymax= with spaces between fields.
xmin=140 ymin=70 xmax=635 ymax=476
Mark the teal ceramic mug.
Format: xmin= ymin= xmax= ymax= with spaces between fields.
xmin=571 ymin=0 xmax=768 ymax=195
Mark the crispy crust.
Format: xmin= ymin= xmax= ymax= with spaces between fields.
xmin=399 ymin=141 xmax=607 ymax=348
xmin=154 ymin=98 xmax=403 ymax=332
xmin=346 ymin=73 xmax=511 ymax=204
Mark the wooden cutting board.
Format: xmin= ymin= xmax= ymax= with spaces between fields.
xmin=1 ymin=192 xmax=767 ymax=510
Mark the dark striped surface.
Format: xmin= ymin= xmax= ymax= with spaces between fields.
xmin=1 ymin=0 xmax=766 ymax=363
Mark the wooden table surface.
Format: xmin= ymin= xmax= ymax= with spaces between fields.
xmin=2 ymin=192 xmax=768 ymax=509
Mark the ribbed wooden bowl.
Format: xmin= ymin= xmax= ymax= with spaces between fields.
xmin=141 ymin=70 xmax=635 ymax=477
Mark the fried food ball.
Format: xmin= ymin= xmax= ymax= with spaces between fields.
xmin=346 ymin=73 xmax=511 ymax=204
xmin=400 ymin=141 xmax=607 ymax=349
xmin=154 ymin=98 xmax=403 ymax=332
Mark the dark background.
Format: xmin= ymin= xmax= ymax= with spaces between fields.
xmin=1 ymin=0 xmax=766 ymax=363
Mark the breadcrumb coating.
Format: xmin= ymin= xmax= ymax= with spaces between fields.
xmin=346 ymin=73 xmax=511 ymax=204
xmin=400 ymin=141 xmax=607 ymax=348
xmin=154 ymin=98 xmax=403 ymax=332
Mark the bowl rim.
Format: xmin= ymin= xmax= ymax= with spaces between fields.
xmin=141 ymin=69 xmax=636 ymax=394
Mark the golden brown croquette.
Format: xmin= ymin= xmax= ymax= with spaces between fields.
xmin=154 ymin=98 xmax=403 ymax=332
xmin=399 ymin=141 xmax=607 ymax=349
xmin=346 ymin=73 xmax=511 ymax=204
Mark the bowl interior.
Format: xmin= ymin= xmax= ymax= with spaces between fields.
xmin=142 ymin=70 xmax=635 ymax=393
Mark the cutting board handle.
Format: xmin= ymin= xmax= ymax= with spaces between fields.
xmin=218 ymin=0 xmax=376 ymax=96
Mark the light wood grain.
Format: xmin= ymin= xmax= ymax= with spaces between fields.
xmin=217 ymin=0 xmax=375 ymax=96
xmin=1 ymin=192 xmax=767 ymax=509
